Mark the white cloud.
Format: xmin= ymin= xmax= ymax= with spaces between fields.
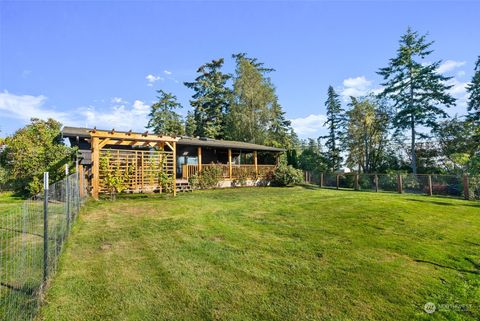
xmin=111 ymin=97 xmax=127 ymax=104
xmin=80 ymin=102 xmax=150 ymax=131
xmin=341 ymin=76 xmax=373 ymax=98
xmin=81 ymin=99 xmax=151 ymax=131
xmin=0 ymin=91 xmax=75 ymax=125
xmin=437 ymin=60 xmax=466 ymax=74
xmin=290 ymin=114 xmax=327 ymax=137
xmin=0 ymin=91 xmax=152 ymax=132
xmin=164 ymin=70 xmax=172 ymax=75
xmin=145 ymin=74 xmax=164 ymax=86
xmin=445 ymin=77 xmax=469 ymax=111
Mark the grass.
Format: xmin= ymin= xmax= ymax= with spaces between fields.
xmin=38 ymin=187 xmax=480 ymax=321
xmin=0 ymin=192 xmax=75 ymax=321
xmin=0 ymin=192 xmax=24 ymax=212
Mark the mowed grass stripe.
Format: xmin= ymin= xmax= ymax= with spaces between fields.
xmin=38 ymin=187 xmax=480 ymax=321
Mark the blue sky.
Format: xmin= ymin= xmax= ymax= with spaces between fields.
xmin=1 ymin=1 xmax=479 ymax=138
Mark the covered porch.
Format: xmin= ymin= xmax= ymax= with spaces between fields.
xmin=176 ymin=140 xmax=282 ymax=180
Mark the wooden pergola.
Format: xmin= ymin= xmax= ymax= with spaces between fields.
xmin=89 ymin=129 xmax=179 ymax=199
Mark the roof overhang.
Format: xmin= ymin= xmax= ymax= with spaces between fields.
xmin=62 ymin=126 xmax=285 ymax=153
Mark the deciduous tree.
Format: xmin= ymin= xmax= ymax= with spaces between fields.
xmin=227 ymin=54 xmax=277 ymax=144
xmin=1 ymin=118 xmax=75 ymax=195
xmin=343 ymin=97 xmax=391 ymax=173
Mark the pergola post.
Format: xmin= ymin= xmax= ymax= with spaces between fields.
xmin=173 ymin=141 xmax=177 ymax=197
xmin=79 ymin=164 xmax=85 ymax=198
xmin=198 ymin=146 xmax=202 ymax=173
xmin=254 ymin=151 xmax=258 ymax=179
xmin=91 ymin=136 xmax=99 ymax=199
xmin=228 ymin=148 xmax=232 ymax=179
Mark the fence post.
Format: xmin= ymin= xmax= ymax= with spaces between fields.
xmin=65 ymin=164 xmax=70 ymax=232
xmin=463 ymin=174 xmax=470 ymax=200
xmin=354 ymin=174 xmax=359 ymax=191
xmin=336 ymin=174 xmax=339 ymax=190
xmin=428 ymin=175 xmax=433 ymax=196
xmin=375 ymin=174 xmax=379 ymax=192
xmin=397 ymin=174 xmax=403 ymax=194
xmin=320 ymin=172 xmax=324 ymax=188
xmin=43 ymin=172 xmax=49 ymax=282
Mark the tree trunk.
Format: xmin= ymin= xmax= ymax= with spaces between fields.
xmin=408 ymin=64 xmax=417 ymax=175
xmin=411 ymin=114 xmax=417 ymax=174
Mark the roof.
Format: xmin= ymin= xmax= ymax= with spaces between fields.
xmin=62 ymin=126 xmax=285 ymax=152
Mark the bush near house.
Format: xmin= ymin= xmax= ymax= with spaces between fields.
xmin=271 ymin=163 xmax=304 ymax=186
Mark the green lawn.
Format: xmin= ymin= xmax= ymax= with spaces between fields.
xmin=0 ymin=192 xmax=24 ymax=212
xmin=38 ymin=187 xmax=480 ymax=321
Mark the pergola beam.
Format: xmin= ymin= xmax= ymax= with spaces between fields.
xmin=90 ymin=130 xmax=178 ymax=143
xmin=89 ymin=130 xmax=179 ymax=199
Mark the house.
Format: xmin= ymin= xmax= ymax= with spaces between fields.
xmin=62 ymin=127 xmax=284 ymax=198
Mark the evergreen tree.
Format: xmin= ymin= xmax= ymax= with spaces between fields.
xmin=467 ymin=56 xmax=480 ymax=124
xmin=265 ymin=101 xmax=294 ymax=148
xmin=378 ymin=28 xmax=456 ymax=174
xmin=321 ymin=86 xmax=344 ymax=172
xmin=227 ymin=54 xmax=276 ymax=144
xmin=147 ymin=90 xmax=184 ymax=136
xmin=184 ymin=111 xmax=197 ymax=137
xmin=184 ymin=58 xmax=232 ymax=139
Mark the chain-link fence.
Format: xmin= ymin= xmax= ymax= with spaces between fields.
xmin=317 ymin=173 xmax=479 ymax=200
xmin=0 ymin=169 xmax=87 ymax=321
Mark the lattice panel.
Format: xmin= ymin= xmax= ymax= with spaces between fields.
xmin=99 ymin=149 xmax=174 ymax=193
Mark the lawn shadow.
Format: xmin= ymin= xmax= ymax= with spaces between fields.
xmin=298 ymin=184 xmax=321 ymax=190
xmin=405 ymin=197 xmax=480 ymax=208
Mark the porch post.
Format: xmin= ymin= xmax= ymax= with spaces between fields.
xmin=91 ymin=136 xmax=99 ymax=199
xmin=228 ymin=148 xmax=232 ymax=179
xmin=254 ymin=151 xmax=258 ymax=179
xmin=197 ymin=146 xmax=202 ymax=173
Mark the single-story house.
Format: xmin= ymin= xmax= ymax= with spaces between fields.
xmin=62 ymin=127 xmax=284 ymax=198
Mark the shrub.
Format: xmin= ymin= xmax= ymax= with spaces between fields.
xmin=232 ymin=168 xmax=249 ymax=187
xmin=272 ymin=164 xmax=303 ymax=186
xmin=189 ymin=165 xmax=223 ymax=189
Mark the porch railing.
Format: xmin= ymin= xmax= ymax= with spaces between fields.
xmin=182 ymin=164 xmax=276 ymax=180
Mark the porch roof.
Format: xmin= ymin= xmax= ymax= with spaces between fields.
xmin=62 ymin=126 xmax=285 ymax=152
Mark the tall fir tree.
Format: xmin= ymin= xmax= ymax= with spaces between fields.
xmin=184 ymin=111 xmax=197 ymax=137
xmin=147 ymin=90 xmax=184 ymax=136
xmin=322 ymin=86 xmax=344 ymax=172
xmin=378 ymin=28 xmax=455 ymax=174
xmin=184 ymin=58 xmax=231 ymax=139
xmin=467 ymin=56 xmax=480 ymax=124
xmin=265 ymin=101 xmax=294 ymax=148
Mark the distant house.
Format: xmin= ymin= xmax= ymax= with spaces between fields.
xmin=62 ymin=127 xmax=284 ymax=197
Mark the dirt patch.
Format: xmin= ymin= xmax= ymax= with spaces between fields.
xmin=100 ymin=243 xmax=112 ymax=251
